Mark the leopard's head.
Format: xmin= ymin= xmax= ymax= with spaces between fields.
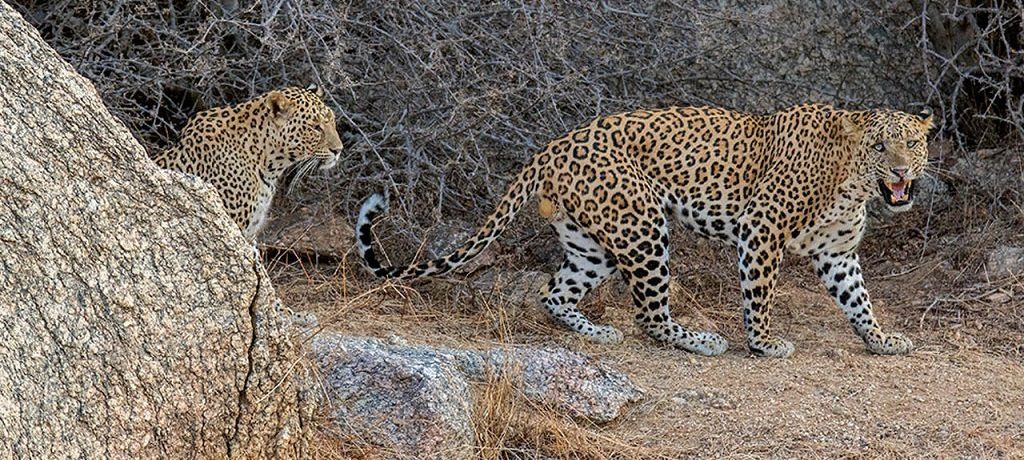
xmin=845 ymin=108 xmax=934 ymax=212
xmin=264 ymin=84 xmax=343 ymax=171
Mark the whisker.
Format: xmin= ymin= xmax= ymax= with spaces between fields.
xmin=287 ymin=159 xmax=316 ymax=196
xmin=922 ymin=164 xmax=958 ymax=181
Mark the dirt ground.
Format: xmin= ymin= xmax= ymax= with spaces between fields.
xmin=266 ymin=192 xmax=1024 ymax=458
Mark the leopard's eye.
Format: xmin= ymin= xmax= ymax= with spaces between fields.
xmin=872 ymin=142 xmax=885 ymax=152
xmin=907 ymin=140 xmax=918 ymax=149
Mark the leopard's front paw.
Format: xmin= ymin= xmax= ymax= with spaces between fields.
xmin=866 ymin=332 xmax=913 ymax=355
xmin=588 ymin=325 xmax=624 ymax=345
xmin=748 ymin=336 xmax=794 ymax=358
xmin=677 ymin=331 xmax=729 ymax=356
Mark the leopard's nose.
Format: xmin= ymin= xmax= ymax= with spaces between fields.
xmin=891 ymin=167 xmax=909 ymax=179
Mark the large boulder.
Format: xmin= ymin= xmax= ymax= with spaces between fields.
xmin=0 ymin=5 xmax=312 ymax=458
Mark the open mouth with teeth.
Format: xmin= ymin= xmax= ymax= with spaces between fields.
xmin=877 ymin=179 xmax=914 ymax=207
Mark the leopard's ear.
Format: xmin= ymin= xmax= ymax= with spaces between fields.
xmin=265 ymin=91 xmax=294 ymax=125
xmin=916 ymin=106 xmax=934 ymax=132
xmin=306 ymin=83 xmax=325 ymax=99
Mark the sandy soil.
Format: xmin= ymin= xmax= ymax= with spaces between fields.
xmin=268 ymin=205 xmax=1024 ymax=459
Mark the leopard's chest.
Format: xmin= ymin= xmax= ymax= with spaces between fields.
xmin=242 ymin=178 xmax=276 ymax=240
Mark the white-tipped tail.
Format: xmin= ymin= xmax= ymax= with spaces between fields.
xmin=355 ymin=151 xmax=547 ymax=280
xmin=356 ymin=193 xmax=388 ymax=275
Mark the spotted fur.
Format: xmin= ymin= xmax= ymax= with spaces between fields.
xmin=357 ymin=104 xmax=933 ymax=357
xmin=153 ymin=85 xmax=343 ymax=240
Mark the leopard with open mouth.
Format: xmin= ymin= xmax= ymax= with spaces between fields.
xmin=878 ymin=171 xmax=916 ymax=210
xmin=357 ymin=104 xmax=933 ymax=358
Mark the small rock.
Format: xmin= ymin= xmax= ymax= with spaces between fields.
xmin=830 ymin=406 xmax=852 ymax=417
xmin=312 ymin=335 xmax=643 ymax=458
xmin=670 ymin=389 xmax=733 ymax=410
xmin=710 ymin=397 xmax=734 ymax=410
xmin=985 ymin=292 xmax=1012 ymax=304
xmin=825 ymin=348 xmax=849 ymax=360
xmin=474 ymin=347 xmax=643 ymax=423
xmin=987 ymin=246 xmax=1024 ymax=278
xmin=313 ymin=335 xmax=475 ymax=460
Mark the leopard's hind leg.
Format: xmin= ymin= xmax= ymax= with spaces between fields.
xmin=610 ymin=213 xmax=729 ymax=356
xmin=541 ymin=217 xmax=623 ymax=344
xmin=581 ymin=179 xmax=728 ymax=355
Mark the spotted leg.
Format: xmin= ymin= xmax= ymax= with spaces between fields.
xmin=812 ymin=250 xmax=913 ymax=355
xmin=737 ymin=223 xmax=794 ymax=358
xmin=541 ymin=218 xmax=623 ymax=344
xmin=611 ymin=212 xmax=728 ymax=356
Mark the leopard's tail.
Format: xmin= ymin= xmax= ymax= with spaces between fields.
xmin=356 ymin=154 xmax=546 ymax=280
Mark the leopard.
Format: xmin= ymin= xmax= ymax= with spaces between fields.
xmin=356 ymin=103 xmax=933 ymax=358
xmin=152 ymin=85 xmax=344 ymax=240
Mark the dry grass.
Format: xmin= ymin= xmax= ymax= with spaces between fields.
xmin=468 ymin=291 xmax=662 ymax=460
xmin=310 ymin=432 xmax=384 ymax=460
xmin=472 ymin=369 xmax=665 ymax=460
xmin=287 ymin=258 xmax=664 ymax=459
